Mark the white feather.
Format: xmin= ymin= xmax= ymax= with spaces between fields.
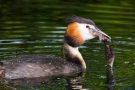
xmin=77 ymin=23 xmax=95 ymax=40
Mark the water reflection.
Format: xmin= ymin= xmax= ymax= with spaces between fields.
xmin=66 ymin=67 xmax=116 ymax=90
xmin=0 ymin=67 xmax=115 ymax=90
xmin=66 ymin=73 xmax=84 ymax=90
xmin=105 ymin=68 xmax=115 ymax=90
xmin=0 ymin=72 xmax=84 ymax=88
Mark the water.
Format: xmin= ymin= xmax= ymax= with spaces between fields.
xmin=1 ymin=1 xmax=135 ymax=90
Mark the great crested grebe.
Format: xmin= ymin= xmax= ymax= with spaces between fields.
xmin=0 ymin=16 xmax=111 ymax=80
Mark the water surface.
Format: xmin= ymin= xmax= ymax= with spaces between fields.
xmin=1 ymin=1 xmax=135 ymax=90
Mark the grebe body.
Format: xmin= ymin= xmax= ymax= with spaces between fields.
xmin=0 ymin=16 xmax=111 ymax=80
xmin=0 ymin=55 xmax=81 ymax=79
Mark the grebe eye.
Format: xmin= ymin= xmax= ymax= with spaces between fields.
xmin=86 ymin=25 xmax=90 ymax=28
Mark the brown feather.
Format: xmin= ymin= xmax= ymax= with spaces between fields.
xmin=65 ymin=22 xmax=84 ymax=47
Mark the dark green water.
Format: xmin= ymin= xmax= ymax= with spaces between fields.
xmin=1 ymin=1 xmax=135 ymax=90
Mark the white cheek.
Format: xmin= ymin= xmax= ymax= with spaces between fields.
xmin=78 ymin=24 xmax=94 ymax=40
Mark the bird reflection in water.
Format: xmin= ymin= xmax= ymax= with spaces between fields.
xmin=66 ymin=68 xmax=116 ymax=90
xmin=0 ymin=71 xmax=84 ymax=87
xmin=0 ymin=68 xmax=116 ymax=90
xmin=66 ymin=72 xmax=84 ymax=90
xmin=104 ymin=68 xmax=116 ymax=90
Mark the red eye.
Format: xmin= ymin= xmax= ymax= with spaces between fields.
xmin=86 ymin=25 xmax=90 ymax=28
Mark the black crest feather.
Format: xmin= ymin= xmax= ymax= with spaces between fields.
xmin=66 ymin=15 xmax=95 ymax=26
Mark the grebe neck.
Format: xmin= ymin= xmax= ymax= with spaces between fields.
xmin=63 ymin=42 xmax=86 ymax=70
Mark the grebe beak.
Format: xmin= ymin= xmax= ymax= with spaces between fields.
xmin=91 ymin=28 xmax=111 ymax=42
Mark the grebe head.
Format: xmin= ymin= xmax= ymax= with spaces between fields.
xmin=63 ymin=16 xmax=111 ymax=70
xmin=65 ymin=16 xmax=111 ymax=47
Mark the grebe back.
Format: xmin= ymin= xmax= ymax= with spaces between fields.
xmin=0 ymin=16 xmax=111 ymax=80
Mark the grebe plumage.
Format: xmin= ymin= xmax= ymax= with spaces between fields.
xmin=0 ymin=16 xmax=111 ymax=80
